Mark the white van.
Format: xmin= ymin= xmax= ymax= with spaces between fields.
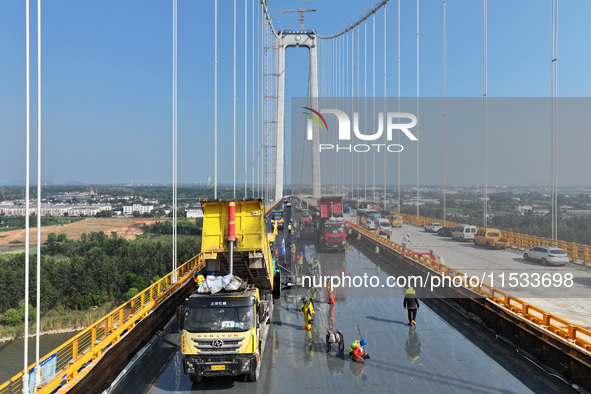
xmin=365 ymin=220 xmax=376 ymax=231
xmin=452 ymin=224 xmax=477 ymax=241
xmin=375 ymin=218 xmax=392 ymax=235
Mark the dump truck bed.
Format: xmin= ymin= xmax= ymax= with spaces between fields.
xmin=319 ymin=197 xmax=343 ymax=218
xmin=201 ymin=199 xmax=274 ymax=290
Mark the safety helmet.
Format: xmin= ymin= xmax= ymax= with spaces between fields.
xmin=360 ymin=339 xmax=367 ymax=346
xmin=407 ymin=233 xmax=410 ymax=237
xmin=302 ymin=296 xmax=307 ymax=301
xmin=300 ymin=252 xmax=303 ymax=255
xmin=314 ymin=259 xmax=319 ymax=263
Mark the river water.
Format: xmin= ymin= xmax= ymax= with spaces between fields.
xmin=0 ymin=331 xmax=79 ymax=384
xmin=0 ymin=246 xmax=36 ymax=253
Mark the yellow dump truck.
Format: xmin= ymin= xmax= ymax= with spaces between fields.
xmin=387 ymin=214 xmax=404 ymax=228
xmin=474 ymin=228 xmax=509 ymax=249
xmin=177 ymin=199 xmax=278 ymax=384
xmin=270 ymin=209 xmax=284 ymax=229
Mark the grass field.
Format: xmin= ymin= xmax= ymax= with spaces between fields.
xmin=0 ymin=217 xmax=166 ymax=247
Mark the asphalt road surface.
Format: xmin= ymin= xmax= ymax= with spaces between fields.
xmin=110 ymin=200 xmax=574 ymax=393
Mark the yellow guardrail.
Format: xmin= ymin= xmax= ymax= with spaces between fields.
xmin=296 ymin=195 xmax=319 ymax=209
xmin=265 ymin=197 xmax=285 ymax=215
xmin=0 ymin=254 xmax=204 ymax=394
xmin=346 ymin=221 xmax=591 ymax=355
xmin=399 ymin=213 xmax=591 ymax=265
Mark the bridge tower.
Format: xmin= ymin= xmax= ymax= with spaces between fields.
xmin=274 ymin=31 xmax=321 ymax=201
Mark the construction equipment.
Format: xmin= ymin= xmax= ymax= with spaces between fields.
xmin=177 ymin=199 xmax=278 ymax=384
xmin=316 ymin=197 xmax=345 ymax=252
xmin=275 ymin=8 xmax=316 ymax=31
xmin=271 ymin=208 xmax=284 ymax=229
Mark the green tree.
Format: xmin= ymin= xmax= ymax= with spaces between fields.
xmin=18 ymin=303 xmax=36 ymax=321
xmin=57 ymin=233 xmax=67 ymax=242
xmin=4 ymin=308 xmax=20 ymax=325
xmin=123 ymin=287 xmax=139 ymax=300
xmin=46 ymin=232 xmax=58 ymax=246
xmin=95 ymin=210 xmax=113 ymax=218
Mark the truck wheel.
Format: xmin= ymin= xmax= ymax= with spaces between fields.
xmin=190 ymin=374 xmax=202 ymax=384
xmin=248 ymin=360 xmax=260 ymax=382
xmin=485 ymin=242 xmax=490 ymax=249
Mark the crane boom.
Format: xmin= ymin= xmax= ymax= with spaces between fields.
xmin=275 ymin=8 xmax=316 ymax=31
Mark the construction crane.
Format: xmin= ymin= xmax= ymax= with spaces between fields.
xmin=275 ymin=9 xmax=316 ymax=31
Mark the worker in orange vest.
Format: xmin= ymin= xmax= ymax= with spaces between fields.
xmin=326 ymin=275 xmax=335 ymax=304
xmin=301 ymin=296 xmax=315 ymax=330
xmin=193 ymin=273 xmax=205 ymax=288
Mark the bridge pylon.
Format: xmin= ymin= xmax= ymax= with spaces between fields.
xmin=274 ymin=31 xmax=321 ymax=200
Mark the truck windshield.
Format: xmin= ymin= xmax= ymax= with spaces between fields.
xmin=184 ymin=306 xmax=255 ymax=332
xmin=301 ymin=209 xmax=309 ymax=216
xmin=272 ymin=212 xmax=283 ymax=220
xmin=325 ymin=223 xmax=344 ymax=233
xmin=366 ymin=211 xmax=380 ymax=220
xmin=393 ymin=216 xmax=402 ymax=221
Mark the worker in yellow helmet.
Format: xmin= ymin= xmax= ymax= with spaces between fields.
xmin=403 ymin=286 xmax=420 ymax=326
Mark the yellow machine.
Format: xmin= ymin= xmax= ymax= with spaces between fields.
xmin=271 ymin=209 xmax=285 ymax=229
xmin=388 ymin=214 xmax=404 ymax=228
xmin=177 ymin=199 xmax=278 ymax=383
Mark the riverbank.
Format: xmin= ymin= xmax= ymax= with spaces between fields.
xmin=0 ymin=301 xmax=117 ymax=342
xmin=0 ymin=326 xmax=86 ymax=343
xmin=0 ymin=330 xmax=82 ymax=384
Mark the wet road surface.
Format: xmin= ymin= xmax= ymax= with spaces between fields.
xmin=110 ymin=200 xmax=574 ymax=393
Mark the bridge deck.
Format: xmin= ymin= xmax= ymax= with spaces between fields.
xmin=110 ymin=204 xmax=572 ymax=393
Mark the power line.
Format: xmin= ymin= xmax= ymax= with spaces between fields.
xmin=214 ymin=0 xmax=218 ymax=199
xmin=23 ymin=0 xmax=31 ymax=388
xmin=172 ymin=0 xmax=178 ymax=284
xmin=398 ymin=0 xmax=401 ymax=211
xmin=483 ymin=0 xmax=488 ymax=227
xmin=244 ymin=0 xmax=248 ymax=198
xmin=35 ymin=0 xmax=42 ymax=383
xmin=383 ymin=4 xmax=387 ymax=207
xmin=233 ymin=0 xmax=236 ymax=198
xmin=416 ymin=0 xmax=420 ymax=218
xmin=443 ymin=0 xmax=447 ymax=225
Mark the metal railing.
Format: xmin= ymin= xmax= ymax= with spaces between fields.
xmin=398 ymin=213 xmax=591 ymax=265
xmin=347 ymin=222 xmax=591 ymax=355
xmin=0 ymin=254 xmax=203 ymax=394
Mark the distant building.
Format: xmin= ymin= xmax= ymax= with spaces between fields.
xmin=517 ymin=205 xmax=532 ymax=214
xmin=123 ymin=201 xmax=154 ymax=215
xmin=0 ymin=202 xmax=111 ymax=217
xmin=186 ymin=205 xmax=204 ymax=218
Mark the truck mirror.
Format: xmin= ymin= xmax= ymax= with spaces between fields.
xmin=176 ymin=305 xmax=185 ymax=328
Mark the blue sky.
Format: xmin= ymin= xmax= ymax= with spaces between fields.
xmin=1 ymin=0 xmax=591 ymax=187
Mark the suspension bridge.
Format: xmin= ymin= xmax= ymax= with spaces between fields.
xmin=2 ymin=0 xmax=590 ymax=393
